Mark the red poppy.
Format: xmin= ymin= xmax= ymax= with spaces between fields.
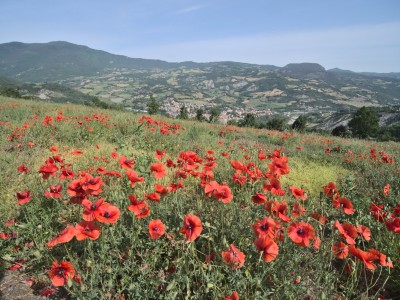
xmin=127 ymin=195 xmax=150 ymax=219
xmin=82 ymin=198 xmax=106 ymax=221
xmin=16 ymin=190 xmax=33 ymax=205
xmin=252 ymin=217 xmax=277 ymax=238
xmin=49 ymin=145 xmax=58 ymax=152
xmin=349 ymin=245 xmax=379 ymax=270
xmin=383 ymin=184 xmax=390 ymax=196
xmin=332 ymin=196 xmax=355 ymax=215
xmin=17 ymin=163 xmax=29 ymax=173
xmin=252 ymin=193 xmax=267 ymax=204
xmin=44 ymin=184 xmax=63 ymax=199
xmin=46 ymin=224 xmax=76 ymax=248
xmin=332 ymin=241 xmax=349 ymax=259
xmin=180 ymin=214 xmax=203 ymax=241
xmin=38 ymin=162 xmax=58 ymax=179
xmin=225 ymin=291 xmax=239 ymax=300
xmin=95 ymin=203 xmax=120 ymax=224
xmin=146 ymin=192 xmax=161 ymax=202
xmin=323 ymin=182 xmax=338 ymax=198
xmin=368 ymin=249 xmax=394 ymax=268
xmin=370 ymin=202 xmax=387 ymax=222
xmin=150 ymin=162 xmax=166 ymax=179
xmin=154 ymin=184 xmax=169 ymax=197
xmin=155 ymin=149 xmax=166 ymax=160
xmin=309 ymin=213 xmax=328 ymax=225
xmin=49 ymin=261 xmax=76 ymax=286
xmin=334 ymin=220 xmax=358 ymax=245
xmin=289 ymin=186 xmax=307 ymax=201
xmin=213 ymin=184 xmax=233 ymax=204
xmin=291 ymin=202 xmax=306 ymax=218
xmin=385 ymin=217 xmax=400 ymax=233
xmin=263 ymin=176 xmax=285 ymax=196
xmin=268 ymin=157 xmax=289 ymax=177
xmin=268 ymin=200 xmax=291 ymax=223
xmin=287 ymin=222 xmax=315 ymax=247
xmin=148 ymin=219 xmax=165 ymax=240
xmin=59 ymin=168 xmax=75 ymax=180
xmin=118 ymin=156 xmax=135 ymax=169
xmin=75 ymin=221 xmax=101 ymax=241
xmin=254 ymin=236 xmax=279 ymax=262
xmin=221 ymin=244 xmax=246 ymax=269
xmin=126 ymin=169 xmax=145 ymax=187
xmin=357 ymin=225 xmax=371 ymax=241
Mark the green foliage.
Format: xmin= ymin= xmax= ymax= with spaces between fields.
xmin=195 ymin=108 xmax=205 ymax=122
xmin=179 ymin=104 xmax=189 ymax=120
xmin=331 ymin=124 xmax=348 ymax=137
xmin=238 ymin=113 xmax=256 ymax=128
xmin=0 ymin=87 xmax=21 ymax=98
xmin=291 ymin=115 xmax=307 ymax=132
xmin=348 ymin=106 xmax=379 ymax=138
xmin=208 ymin=107 xmax=220 ymax=123
xmin=147 ymin=94 xmax=160 ymax=115
xmin=257 ymin=115 xmax=289 ymax=131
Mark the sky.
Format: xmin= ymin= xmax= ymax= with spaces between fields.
xmin=1 ymin=0 xmax=400 ymax=72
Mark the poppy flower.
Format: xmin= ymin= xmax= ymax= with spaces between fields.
xmin=254 ymin=236 xmax=279 ymax=262
xmin=252 ymin=193 xmax=267 ymax=204
xmin=291 ymin=202 xmax=306 ymax=218
xmin=332 ymin=241 xmax=349 ymax=259
xmin=349 ymin=245 xmax=379 ymax=270
xmin=75 ymin=221 xmax=101 ymax=241
xmin=146 ymin=192 xmax=161 ymax=202
xmin=225 ymin=291 xmax=239 ymax=300
xmin=287 ymin=222 xmax=315 ymax=247
xmin=385 ymin=217 xmax=400 ymax=233
xmin=268 ymin=157 xmax=290 ymax=177
xmin=148 ymin=219 xmax=165 ymax=240
xmin=289 ymin=186 xmax=307 ymax=201
xmin=44 ymin=184 xmax=63 ymax=199
xmin=213 ymin=184 xmax=233 ymax=204
xmin=252 ymin=217 xmax=277 ymax=238
xmin=127 ymin=195 xmax=150 ymax=219
xmin=221 ymin=244 xmax=246 ymax=269
xmin=180 ymin=214 xmax=203 ymax=241
xmin=269 ymin=200 xmax=291 ymax=223
xmin=49 ymin=261 xmax=76 ymax=287
xmin=155 ymin=149 xmax=166 ymax=160
xmin=370 ymin=203 xmax=387 ymax=222
xmin=357 ymin=225 xmax=371 ymax=241
xmin=334 ymin=220 xmax=358 ymax=245
xmin=46 ymin=224 xmax=76 ymax=248
xmin=38 ymin=163 xmax=58 ymax=179
xmin=154 ymin=184 xmax=169 ymax=197
xmin=150 ymin=162 xmax=167 ymax=179
xmin=82 ymin=198 xmax=106 ymax=221
xmin=126 ymin=169 xmax=144 ymax=187
xmin=309 ymin=213 xmax=328 ymax=225
xmin=17 ymin=163 xmax=29 ymax=173
xmin=332 ymin=196 xmax=355 ymax=215
xmin=383 ymin=184 xmax=390 ymax=196
xmin=16 ymin=190 xmax=33 ymax=205
xmin=368 ymin=249 xmax=393 ymax=268
xmin=323 ymin=182 xmax=338 ymax=198
xmin=119 ymin=156 xmax=135 ymax=169
xmin=263 ymin=177 xmax=285 ymax=196
xmin=95 ymin=203 xmax=120 ymax=224
xmin=59 ymin=168 xmax=75 ymax=180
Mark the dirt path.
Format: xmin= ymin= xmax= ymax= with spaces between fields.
xmin=0 ymin=271 xmax=42 ymax=300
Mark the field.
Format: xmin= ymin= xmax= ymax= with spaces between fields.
xmin=0 ymin=96 xmax=399 ymax=299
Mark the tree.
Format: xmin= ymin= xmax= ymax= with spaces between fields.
xmin=0 ymin=87 xmax=21 ymax=98
xmin=195 ymin=108 xmax=205 ymax=121
xmin=208 ymin=107 xmax=220 ymax=123
xmin=147 ymin=93 xmax=160 ymax=115
xmin=292 ymin=115 xmax=307 ymax=131
xmin=179 ymin=104 xmax=189 ymax=120
xmin=348 ymin=106 xmax=379 ymax=138
xmin=239 ymin=113 xmax=256 ymax=128
xmin=265 ymin=116 xmax=288 ymax=131
xmin=331 ymin=125 xmax=348 ymax=137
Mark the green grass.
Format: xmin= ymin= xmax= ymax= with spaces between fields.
xmin=0 ymin=96 xmax=399 ymax=299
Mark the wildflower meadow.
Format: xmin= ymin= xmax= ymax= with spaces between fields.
xmin=0 ymin=96 xmax=399 ymax=299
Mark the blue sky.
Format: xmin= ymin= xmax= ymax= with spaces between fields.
xmin=1 ymin=0 xmax=400 ymax=72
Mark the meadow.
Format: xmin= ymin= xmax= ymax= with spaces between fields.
xmin=0 ymin=96 xmax=399 ymax=299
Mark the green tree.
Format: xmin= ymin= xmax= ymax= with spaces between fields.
xmin=147 ymin=93 xmax=160 ymax=115
xmin=348 ymin=106 xmax=379 ymax=138
xmin=0 ymin=87 xmax=21 ymax=98
xmin=239 ymin=113 xmax=256 ymax=127
xmin=292 ymin=115 xmax=307 ymax=131
xmin=265 ymin=116 xmax=288 ymax=131
xmin=208 ymin=107 xmax=220 ymax=123
xmin=195 ymin=108 xmax=205 ymax=121
xmin=179 ymin=104 xmax=189 ymax=119
xmin=331 ymin=125 xmax=348 ymax=137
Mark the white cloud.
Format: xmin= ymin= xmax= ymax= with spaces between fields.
xmin=126 ymin=22 xmax=400 ymax=72
xmin=169 ymin=5 xmax=205 ymax=16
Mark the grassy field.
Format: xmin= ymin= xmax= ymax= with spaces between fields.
xmin=0 ymin=96 xmax=399 ymax=299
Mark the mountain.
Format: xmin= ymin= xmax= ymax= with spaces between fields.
xmin=0 ymin=41 xmax=399 ymax=127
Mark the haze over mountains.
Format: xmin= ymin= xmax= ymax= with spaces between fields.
xmin=1 ymin=41 xmax=399 ymax=129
